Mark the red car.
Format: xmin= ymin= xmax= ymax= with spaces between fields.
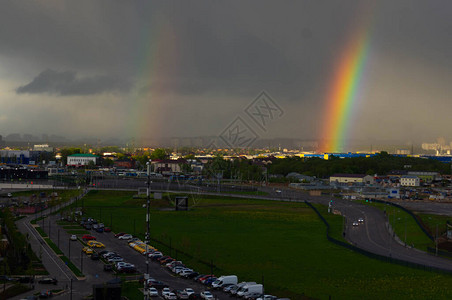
xmin=114 ymin=232 xmax=126 ymax=238
xmin=82 ymin=234 xmax=96 ymax=241
xmin=104 ymin=227 xmax=111 ymax=232
xmin=198 ymin=275 xmax=214 ymax=283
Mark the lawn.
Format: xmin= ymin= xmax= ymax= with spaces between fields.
xmin=78 ymin=190 xmax=452 ymax=299
xmin=416 ymin=213 xmax=451 ymax=237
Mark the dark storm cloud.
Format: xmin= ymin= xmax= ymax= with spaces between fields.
xmin=0 ymin=0 xmax=450 ymax=143
xmin=16 ymin=69 xmax=132 ymax=96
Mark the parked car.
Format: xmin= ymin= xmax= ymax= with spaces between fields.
xmin=188 ymin=294 xmax=202 ymax=300
xmin=224 ymin=284 xmax=236 ymax=293
xmin=200 ymin=291 xmax=214 ymax=299
xmin=82 ymin=234 xmax=96 ymax=241
xmin=147 ymin=280 xmax=168 ymax=290
xmin=176 ymin=290 xmax=189 ymax=299
xmin=82 ymin=247 xmax=93 ymax=255
xmin=104 ymin=227 xmax=111 ymax=232
xmin=108 ymin=256 xmax=124 ymax=263
xmin=91 ymin=253 xmax=100 ymax=260
xmin=162 ymin=287 xmax=171 ymax=297
xmin=203 ymin=277 xmax=217 ymax=286
xmin=115 ymin=232 xmax=126 ymax=238
xmin=186 ymin=272 xmax=199 ymax=279
xmin=148 ymin=287 xmax=159 ymax=297
xmin=118 ymin=265 xmax=137 ymax=273
xmin=87 ymin=241 xmax=105 ymax=248
xmin=118 ymin=234 xmax=133 ymax=240
xmin=102 ymin=252 xmax=118 ymax=259
xmin=179 ymin=269 xmax=194 ymax=277
xmin=160 ymin=257 xmax=174 ymax=265
xmin=96 ymin=227 xmax=104 ymax=233
xmin=198 ymin=275 xmax=214 ymax=284
xmin=38 ymin=277 xmax=57 ymax=285
xmin=70 ymin=235 xmax=77 ymax=241
xmin=184 ymin=288 xmax=195 ymax=296
xmin=164 ymin=292 xmax=177 ymax=300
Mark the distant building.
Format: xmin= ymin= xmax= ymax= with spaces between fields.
xmin=330 ymin=174 xmax=374 ymax=185
xmin=400 ymin=175 xmax=420 ymax=187
xmin=407 ymin=171 xmax=438 ymax=183
xmin=113 ymin=159 xmax=135 ymax=169
xmin=151 ymin=159 xmax=187 ymax=175
xmin=0 ymin=150 xmax=30 ymax=164
xmin=67 ymin=154 xmax=98 ymax=166
xmin=33 ymin=144 xmax=54 ymax=152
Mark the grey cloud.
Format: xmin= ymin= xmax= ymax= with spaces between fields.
xmin=16 ymin=69 xmax=132 ymax=96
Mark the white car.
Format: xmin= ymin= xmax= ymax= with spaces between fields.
xmin=162 ymin=288 xmax=171 ymax=297
xmin=116 ymin=262 xmax=134 ymax=268
xmin=108 ymin=257 xmax=124 ymax=263
xmin=164 ymin=292 xmax=177 ymax=300
xmin=148 ymin=251 xmax=162 ymax=258
xmin=184 ymin=288 xmax=195 ymax=296
xmin=118 ymin=234 xmax=133 ymax=240
xmin=148 ymin=287 xmax=158 ymax=297
xmin=179 ymin=269 xmax=194 ymax=277
xmin=201 ymin=291 xmax=214 ymax=299
xmin=70 ymin=235 xmax=77 ymax=241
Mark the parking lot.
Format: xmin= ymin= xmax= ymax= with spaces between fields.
xmin=49 ymin=215 xmax=240 ymax=299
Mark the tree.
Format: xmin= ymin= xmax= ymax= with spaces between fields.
xmin=150 ymin=148 xmax=169 ymax=160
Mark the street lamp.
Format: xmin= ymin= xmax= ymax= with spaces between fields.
xmin=144 ymin=160 xmax=152 ymax=300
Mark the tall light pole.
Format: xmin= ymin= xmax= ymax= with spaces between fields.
xmin=144 ymin=160 xmax=151 ymax=300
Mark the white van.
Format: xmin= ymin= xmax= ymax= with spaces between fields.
xmin=238 ymin=284 xmax=263 ymax=297
xmin=212 ymin=275 xmax=238 ymax=289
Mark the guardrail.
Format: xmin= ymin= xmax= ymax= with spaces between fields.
xmin=305 ymin=201 xmax=452 ymax=276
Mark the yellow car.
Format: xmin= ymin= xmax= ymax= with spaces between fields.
xmin=82 ymin=247 xmax=93 ymax=254
xmin=87 ymin=241 xmax=105 ymax=248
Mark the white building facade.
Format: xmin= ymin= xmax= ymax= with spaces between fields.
xmin=67 ymin=154 xmax=98 ymax=166
xmin=400 ymin=175 xmax=420 ymax=187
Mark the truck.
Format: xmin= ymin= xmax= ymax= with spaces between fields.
xmin=237 ymin=284 xmax=264 ymax=297
xmin=211 ymin=275 xmax=238 ymax=289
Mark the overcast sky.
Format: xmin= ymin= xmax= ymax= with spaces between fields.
xmin=0 ymin=1 xmax=450 ymax=147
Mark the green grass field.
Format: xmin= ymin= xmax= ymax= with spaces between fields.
xmin=76 ymin=190 xmax=452 ymax=299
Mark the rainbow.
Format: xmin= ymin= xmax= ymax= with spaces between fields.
xmin=319 ymin=5 xmax=376 ymax=153
xmin=126 ymin=14 xmax=180 ymax=145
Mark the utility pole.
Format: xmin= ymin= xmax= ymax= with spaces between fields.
xmin=144 ymin=161 xmax=152 ymax=300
